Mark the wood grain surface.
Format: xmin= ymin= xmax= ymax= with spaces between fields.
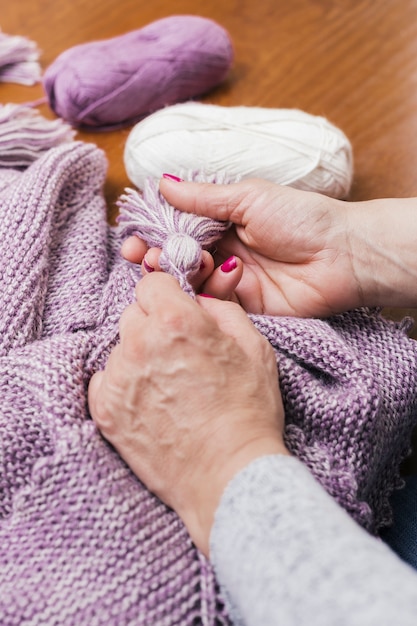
xmin=2 ymin=0 xmax=417 ymax=465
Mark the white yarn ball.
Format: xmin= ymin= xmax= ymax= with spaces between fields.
xmin=124 ymin=102 xmax=353 ymax=198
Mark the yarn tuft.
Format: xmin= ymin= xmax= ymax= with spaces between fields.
xmin=124 ymin=102 xmax=353 ymax=198
xmin=0 ymin=103 xmax=75 ymax=168
xmin=0 ymin=29 xmax=41 ymax=85
xmin=43 ymin=16 xmax=234 ymax=129
xmin=117 ymin=175 xmax=231 ymax=295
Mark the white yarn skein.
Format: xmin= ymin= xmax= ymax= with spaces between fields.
xmin=124 ymin=102 xmax=353 ymax=198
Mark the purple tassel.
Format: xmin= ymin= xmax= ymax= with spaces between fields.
xmin=117 ymin=174 xmax=232 ymax=296
xmin=0 ymin=30 xmax=41 ymax=85
xmin=0 ymin=104 xmax=75 ymax=168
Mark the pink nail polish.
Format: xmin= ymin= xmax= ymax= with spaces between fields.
xmin=220 ymin=256 xmax=237 ymax=273
xmin=143 ymin=258 xmax=154 ymax=273
xmin=162 ymin=173 xmax=184 ymax=182
xmin=199 ymin=293 xmax=215 ymax=298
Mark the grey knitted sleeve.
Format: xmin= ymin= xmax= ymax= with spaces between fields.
xmin=210 ymin=455 xmax=417 ymax=626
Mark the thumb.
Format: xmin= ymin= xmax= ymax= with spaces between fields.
xmin=197 ymin=295 xmax=265 ymax=355
xmin=159 ymin=177 xmax=254 ymax=224
xmin=88 ymin=370 xmax=105 ymax=424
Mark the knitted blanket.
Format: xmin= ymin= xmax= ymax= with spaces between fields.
xmin=0 ymin=141 xmax=417 ymax=625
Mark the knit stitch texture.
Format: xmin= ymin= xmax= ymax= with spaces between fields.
xmin=0 ymin=141 xmax=417 ymax=624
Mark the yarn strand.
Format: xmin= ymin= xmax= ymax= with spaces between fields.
xmin=0 ymin=30 xmax=41 ymax=85
xmin=0 ymin=104 xmax=75 ymax=168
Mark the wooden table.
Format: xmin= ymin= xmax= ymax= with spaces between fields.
xmin=3 ymin=0 xmax=417 ymax=465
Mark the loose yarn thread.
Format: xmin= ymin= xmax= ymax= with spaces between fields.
xmin=0 ymin=29 xmax=41 ymax=85
xmin=42 ymin=16 xmax=233 ymax=130
xmin=124 ymin=102 xmax=353 ymax=198
xmin=117 ymin=173 xmax=232 ymax=296
xmin=0 ymin=104 xmax=75 ymax=168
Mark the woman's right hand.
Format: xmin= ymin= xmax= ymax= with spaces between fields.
xmin=124 ymin=177 xmax=417 ymax=317
xmin=124 ymin=178 xmax=364 ymax=317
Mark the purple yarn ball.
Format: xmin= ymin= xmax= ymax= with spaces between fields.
xmin=42 ymin=15 xmax=234 ymax=129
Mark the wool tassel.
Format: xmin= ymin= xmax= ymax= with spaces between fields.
xmin=0 ymin=30 xmax=41 ymax=85
xmin=0 ymin=104 xmax=75 ymax=168
xmin=117 ymin=174 xmax=232 ymax=296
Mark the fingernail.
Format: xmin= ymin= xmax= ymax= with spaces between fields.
xmin=220 ymin=256 xmax=237 ymax=273
xmin=162 ymin=173 xmax=184 ymax=182
xmin=143 ymin=258 xmax=154 ymax=273
xmin=199 ymin=293 xmax=215 ymax=298
xmin=199 ymin=259 xmax=206 ymax=271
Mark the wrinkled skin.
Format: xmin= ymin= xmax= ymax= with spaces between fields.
xmin=89 ymin=273 xmax=288 ymax=555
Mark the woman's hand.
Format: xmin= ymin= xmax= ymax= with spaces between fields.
xmin=124 ymin=178 xmax=417 ymax=316
xmin=159 ymin=177 xmax=363 ymax=317
xmin=123 ymin=177 xmax=364 ymax=317
xmin=88 ymin=273 xmax=288 ymax=556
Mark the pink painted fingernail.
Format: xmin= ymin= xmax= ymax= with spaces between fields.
xmin=199 ymin=293 xmax=215 ymax=298
xmin=143 ymin=258 xmax=154 ymax=273
xmin=220 ymin=256 xmax=237 ymax=273
xmin=162 ymin=173 xmax=184 ymax=182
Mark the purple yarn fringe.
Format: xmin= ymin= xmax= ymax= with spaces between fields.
xmin=0 ymin=104 xmax=75 ymax=167
xmin=0 ymin=30 xmax=41 ymax=85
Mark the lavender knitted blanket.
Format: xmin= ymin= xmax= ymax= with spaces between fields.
xmin=1 ymin=141 xmax=417 ymax=625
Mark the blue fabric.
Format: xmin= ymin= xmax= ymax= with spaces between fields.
xmin=381 ymin=474 xmax=417 ymax=571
